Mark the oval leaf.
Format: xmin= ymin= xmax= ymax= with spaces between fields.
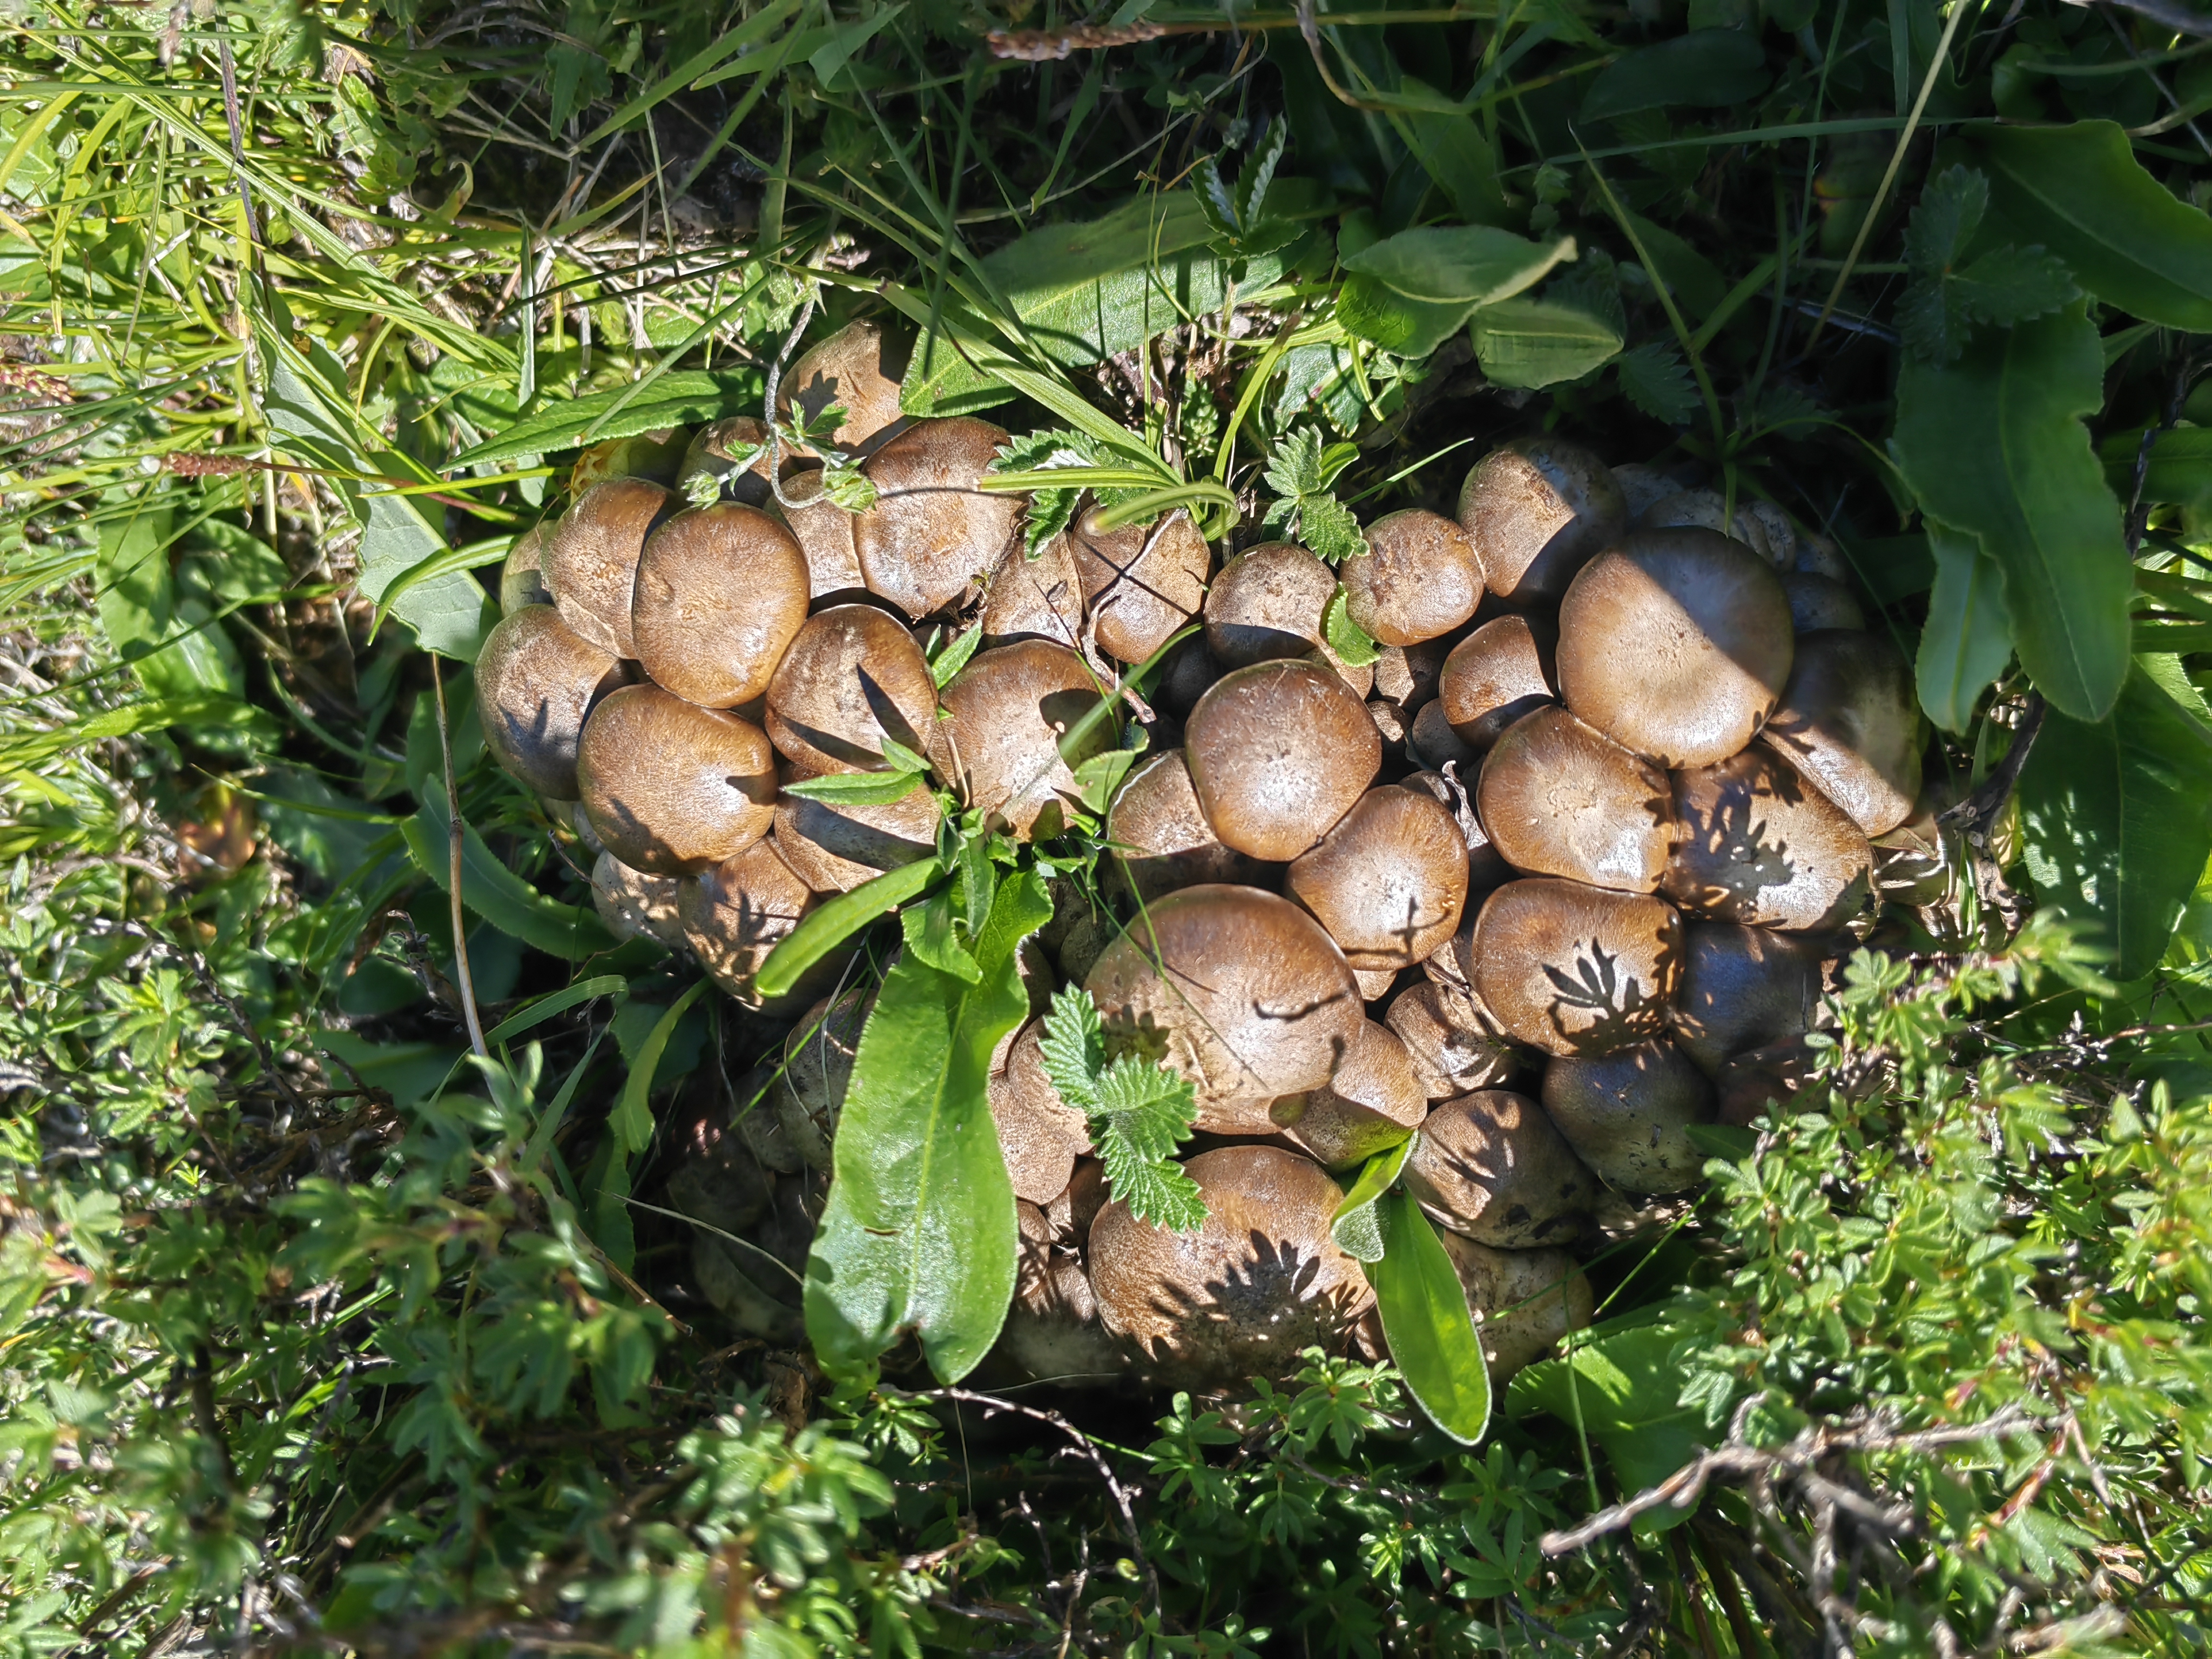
xmin=1580 ymin=29 xmax=1772 ymax=124
xmin=1366 ymin=1190 xmax=1491 ymax=1445
xmin=1343 ymin=226 xmax=1576 ymax=307
xmin=1469 ymin=296 xmax=1623 ymax=390
xmin=1916 ymin=520 xmax=2015 ymax=734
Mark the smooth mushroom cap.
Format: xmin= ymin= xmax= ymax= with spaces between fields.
xmin=666 ymin=1078 xmax=777 ymax=1237
xmin=1105 ymin=750 xmax=1268 ymax=906
xmin=577 ymin=684 xmax=778 ymax=873
xmin=1609 ymin=463 xmax=1681 ymax=522
xmin=764 ymin=603 xmax=940 ymax=774
xmin=1436 ymin=1235 xmax=1594 ymax=1381
xmin=1455 ymin=436 xmax=1627 ymax=606
xmin=1088 ymin=1145 xmax=1370 ymax=1389
xmin=1672 ymin=921 xmax=1827 ymax=1078
xmin=1155 ymin=633 xmax=1226 ymax=717
xmin=1203 ymin=541 xmax=1337 ymax=667
xmin=1758 ymin=630 xmax=1923 ymax=837
xmin=631 ymin=503 xmax=811 ymax=709
xmin=1793 ymin=530 xmax=1851 ymax=582
xmin=1715 ymin=1036 xmax=1817 ymax=1127
xmin=853 ymin=416 xmax=1020 ymax=618
xmin=1083 ymin=884 xmax=1364 ymax=1133
xmin=543 ymin=476 xmax=672 ymax=657
xmin=590 ymin=850 xmax=686 ymax=949
xmin=1184 ymin=659 xmax=1382 ymax=861
xmin=1271 ymin=1019 xmax=1429 ymax=1169
xmin=1783 ymin=571 xmax=1865 ymax=633
xmin=1402 ymin=1089 xmax=1593 ymax=1248
xmin=1870 ymin=784 xmax=1961 ymax=906
xmin=980 ymin=531 xmax=1086 ymax=649
xmin=772 ymin=771 xmax=941 ymax=893
xmin=1439 ymin=615 xmax=1559 ymax=751
xmin=1048 ymin=1158 xmax=1109 ymax=1244
xmin=1461 ymin=878 xmax=1684 ymax=1057
xmin=677 ymin=416 xmax=780 ymax=508
xmin=500 ymin=523 xmax=554 ymax=613
xmin=988 ymin=1020 xmax=1095 ymax=1204
xmin=1664 ymin=745 xmax=1874 ymax=932
xmin=1384 ymin=980 xmax=1518 ymax=1101
xmin=1477 ymin=706 xmax=1677 ymax=894
xmin=1070 ymin=508 xmax=1211 ymax=665
xmin=1637 ymin=486 xmax=1780 ymax=565
xmin=999 ymin=1201 xmax=1129 ymax=1386
xmin=1400 ymin=768 xmax=1515 ymax=895
xmin=1372 ymin=637 xmax=1449 ymax=710
xmin=679 ymin=837 xmax=818 ymax=1008
xmin=477 ymin=606 xmax=627 ymax=800
xmin=937 ymin=639 xmax=1109 ymax=840
xmin=771 ymin=988 xmax=871 ymax=1169
xmin=1285 ymin=785 xmax=1471 ymax=970
xmin=1541 ymin=1038 xmax=1715 ymax=1194
xmin=1340 ymin=510 xmax=1483 ymax=646
xmin=767 ymin=466 xmax=869 ymax=597
xmin=778 ymin=319 xmax=910 ymax=456
xmin=1408 ymin=699 xmax=1481 ymax=776
xmin=1556 ymin=526 xmax=1796 ymax=770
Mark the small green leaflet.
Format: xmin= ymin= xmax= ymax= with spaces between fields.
xmin=1323 ymin=585 xmax=1380 ymax=669
xmin=990 ymin=428 xmax=1130 ymax=556
xmin=779 ymin=736 xmax=931 ymax=806
xmin=818 ymin=463 xmax=878 ymax=512
xmin=1262 ymin=428 xmax=1368 ymax=565
xmin=1190 ymin=121 xmax=1300 ymax=257
xmin=1328 ymin=1133 xmax=1419 ymax=1263
xmin=1897 ymin=166 xmax=2078 ymax=365
xmin=1614 ymin=341 xmax=1700 ymax=426
xmin=929 ymin=622 xmax=983 ymax=688
xmin=1070 ymin=742 xmax=1142 ymax=817
xmin=1366 ymin=1191 xmax=1491 ymax=1445
xmin=1037 ymin=987 xmax=1204 ymax=1232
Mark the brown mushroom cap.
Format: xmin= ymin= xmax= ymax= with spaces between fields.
xmin=590 ymin=850 xmax=686 ymax=949
xmin=1373 ymin=637 xmax=1448 ymax=710
xmin=1871 ymin=784 xmax=1961 ymax=906
xmin=1758 ymin=630 xmax=1923 ymax=837
xmin=630 ymin=503 xmax=811 ymax=709
xmin=778 ymin=319 xmax=910 ymax=456
xmin=1400 ymin=768 xmax=1515 ymax=895
xmin=571 ymin=427 xmax=690 ymax=492
xmin=543 ymin=476 xmax=673 ymax=657
xmin=677 ymin=417 xmax=780 ymax=509
xmin=1340 ymin=510 xmax=1483 ymax=646
xmin=1638 ymin=486 xmax=1781 ymax=565
xmin=853 ymin=416 xmax=1020 ymax=618
xmin=1069 ymin=508 xmax=1211 ymax=665
xmin=1715 ymin=1037 xmax=1817 ymax=1127
xmin=766 ymin=466 xmax=869 ymax=597
xmin=1793 ymin=529 xmax=1851 ymax=582
xmin=577 ymin=684 xmax=778 ymax=873
xmin=476 ymin=606 xmax=626 ymax=800
xmin=1664 ymin=745 xmax=1874 ymax=931
xmin=1609 ymin=463 xmax=1681 ymax=522
xmin=764 ymin=603 xmax=940 ymax=774
xmin=1672 ymin=921 xmax=1826 ymax=1078
xmin=666 ymin=1080 xmax=777 ymax=1237
xmin=937 ymin=639 xmax=1109 ymax=840
xmin=772 ymin=989 xmax=871 ymax=1168
xmin=999 ymin=1200 xmax=1129 ymax=1385
xmin=1184 ymin=660 xmax=1382 ymax=861
xmin=1154 ymin=633 xmax=1226 ymax=717
xmin=1541 ymin=1039 xmax=1715 ymax=1193
xmin=1477 ymin=706 xmax=1677 ymax=894
xmin=1270 ymin=1019 xmax=1429 ymax=1169
xmin=500 ymin=523 xmax=554 ymax=613
xmin=1783 ymin=571 xmax=1865 ymax=633
xmin=1104 ymin=750 xmax=1267 ymax=906
xmin=1556 ymin=527 xmax=1796 ymax=770
xmin=1048 ymin=1158 xmax=1110 ymax=1244
xmin=1455 ymin=435 xmax=1627 ymax=606
xmin=988 ymin=1020 xmax=1094 ymax=1204
xmin=1083 ymin=884 xmax=1364 ymax=1132
xmin=679 ymin=837 xmax=819 ymax=1008
xmin=1408 ymin=699 xmax=1481 ymax=775
xmin=1461 ymin=878 xmax=1683 ymax=1057
xmin=1089 ymin=1144 xmax=1370 ymax=1389
xmin=1384 ymin=980 xmax=1517 ymax=1100
xmin=772 ymin=771 xmax=941 ymax=893
xmin=1285 ymin=785 xmax=1470 ymax=970
xmin=1203 ymin=541 xmax=1337 ymax=667
xmin=1439 ymin=615 xmax=1559 ymax=751
xmin=1436 ymin=1235 xmax=1594 ymax=1381
xmin=980 ymin=531 xmax=1085 ymax=649
xmin=1402 ymin=1090 xmax=1593 ymax=1248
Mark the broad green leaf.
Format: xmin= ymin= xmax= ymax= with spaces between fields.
xmin=1329 ymin=1134 xmax=1417 ymax=1263
xmin=2020 ymin=663 xmax=2212 ymax=980
xmin=451 ymin=369 xmax=763 ymax=469
xmin=368 ymin=538 xmax=511 ymax=644
xmin=805 ymin=867 xmax=1054 ymax=1381
xmin=2099 ymin=424 xmax=2212 ymax=518
xmin=1343 ymin=227 xmax=1575 ymax=307
xmin=1323 ymin=586 xmax=1380 ymax=667
xmin=402 ymin=798 xmax=616 ymax=961
xmin=1470 ymin=297 xmax=1623 ymax=390
xmin=1916 ymin=520 xmax=2015 ymax=733
xmin=1335 ymin=273 xmax=1473 ymax=358
xmin=1892 ymin=300 xmax=2130 ymax=722
xmin=755 ymin=857 xmax=943 ymax=1001
xmin=1579 ymin=30 xmax=1771 ymax=123
xmin=95 ymin=502 xmax=243 ymax=702
xmin=1366 ymin=1191 xmax=1490 ymax=1445
xmin=901 ymin=891 xmax=981 ymax=984
xmin=1507 ymin=1316 xmax=1709 ymax=1516
xmin=1395 ymin=79 xmax=1513 ymax=228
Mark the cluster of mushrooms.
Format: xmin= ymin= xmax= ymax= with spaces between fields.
xmin=474 ymin=320 xmax=1937 ymax=1396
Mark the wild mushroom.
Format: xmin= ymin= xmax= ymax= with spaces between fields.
xmin=576 ymin=685 xmax=778 ymax=873
xmin=630 ymin=502 xmax=811 ymax=709
xmin=988 ymin=1020 xmax=1094 ymax=1204
xmin=1671 ymin=921 xmax=1826 ymax=1077
xmin=1203 ymin=541 xmax=1337 ymax=667
xmin=1439 ymin=615 xmax=1558 ymax=752
xmin=1637 ymin=486 xmax=1780 ymax=564
xmin=500 ymin=522 xmax=554 ymax=613
xmin=778 ymin=318 xmax=910 ymax=456
xmin=767 ymin=466 xmax=869 ymax=597
xmin=1384 ymin=980 xmax=1518 ymax=1101
xmin=1435 ymin=1236 xmax=1594 ymax=1380
xmin=764 ymin=603 xmax=941 ymax=775
xmin=1663 ymin=744 xmax=1873 ymax=932
xmin=980 ymin=532 xmax=1085 ymax=649
xmin=772 ymin=770 xmax=941 ymax=893
xmin=1410 ymin=699 xmax=1481 ymax=775
xmin=1455 ymin=435 xmax=1627 ymax=606
xmin=1271 ymin=1019 xmax=1429 ymax=1169
xmin=1401 ymin=1090 xmax=1593 ymax=1248
xmin=1782 ymin=571 xmax=1865 ymax=633
xmin=1460 ymin=878 xmax=1683 ymax=1057
xmin=677 ymin=416 xmax=781 ymax=508
xmin=542 ymin=476 xmax=673 ymax=657
xmin=770 ymin=988 xmax=871 ymax=1168
xmin=1758 ymin=630 xmax=1923 ymax=838
xmin=1338 ymin=509 xmax=1483 ymax=645
xmin=1715 ymin=1037 xmax=1817 ymax=1127
xmin=936 ymin=639 xmax=1109 ymax=840
xmin=1476 ymin=705 xmax=1677 ymax=893
xmin=853 ymin=416 xmax=1021 ymax=618
xmin=1068 ymin=507 xmax=1211 ymax=665
xmin=679 ymin=837 xmax=820 ymax=1009
xmin=1540 ymin=1039 xmax=1715 ymax=1193
xmin=1284 ymin=785 xmax=1469 ymax=970
xmin=590 ymin=850 xmax=686 ymax=949
xmin=997 ymin=1201 xmax=1129 ymax=1386
xmin=1104 ymin=750 xmax=1267 ymax=906
xmin=476 ymin=606 xmax=627 ymax=801
xmin=1609 ymin=462 xmax=1681 ymax=521
xmin=1183 ymin=660 xmax=1382 ymax=861
xmin=1400 ymin=768 xmax=1516 ymax=896
xmin=1372 ymin=637 xmax=1449 ymax=711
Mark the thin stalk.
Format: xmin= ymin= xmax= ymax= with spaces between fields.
xmin=431 ymin=656 xmax=489 ymax=1062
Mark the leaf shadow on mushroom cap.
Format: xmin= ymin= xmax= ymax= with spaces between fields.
xmin=1663 ymin=745 xmax=1873 ymax=932
xmin=1461 ymin=880 xmax=1683 ymax=1057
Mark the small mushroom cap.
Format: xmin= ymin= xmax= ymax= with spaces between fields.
xmin=1435 ymin=1235 xmax=1594 ymax=1381
xmin=1792 ymin=529 xmax=1851 ymax=581
xmin=853 ymin=416 xmax=1020 ymax=618
xmin=1384 ymin=981 xmax=1518 ymax=1101
xmin=1439 ymin=615 xmax=1558 ymax=751
xmin=1372 ymin=637 xmax=1449 ymax=709
xmin=1340 ymin=510 xmax=1483 ymax=646
xmin=1105 ymin=750 xmax=1268 ymax=906
xmin=772 ymin=988 xmax=871 ymax=1169
xmin=1089 ymin=1144 xmax=1371 ymax=1390
xmin=1541 ymin=1038 xmax=1715 ymax=1194
xmin=1155 ymin=633 xmax=1226 ymax=717
xmin=1664 ymin=745 xmax=1873 ymax=932
xmin=988 ymin=1020 xmax=1094 ymax=1204
xmin=1478 ymin=706 xmax=1677 ymax=893
xmin=1456 ymin=435 xmax=1627 ymax=606
xmin=500 ymin=523 xmax=554 ymax=613
xmin=1871 ymin=784 xmax=1961 ymax=906
xmin=1285 ymin=785 xmax=1470 ymax=970
xmin=1715 ymin=1036 xmax=1816 ymax=1127
xmin=679 ymin=837 xmax=819 ymax=1008
xmin=571 ymin=426 xmax=690 ymax=491
xmin=1049 ymin=1158 xmax=1110 ymax=1243
xmin=577 ymin=684 xmax=778 ymax=873
xmin=677 ymin=416 xmax=780 ymax=508
xmin=1367 ymin=699 xmax=1410 ymax=752
xmin=1408 ymin=699 xmax=1482 ymax=775
xmin=999 ymin=1201 xmax=1129 ymax=1386
xmin=1672 ymin=921 xmax=1826 ymax=1077
xmin=1461 ymin=878 xmax=1684 ymax=1057
xmin=1758 ymin=630 xmax=1923 ymax=837
xmin=1557 ymin=527 xmax=1796 ymax=770
xmin=1271 ymin=1019 xmax=1429 ymax=1169
xmin=1402 ymin=1090 xmax=1593 ymax=1248
xmin=1638 ymin=486 xmax=1783 ymax=565
xmin=1609 ymin=463 xmax=1681 ymax=522
xmin=772 ymin=772 xmax=941 ymax=893
xmin=1782 ymin=571 xmax=1865 ymax=633
xmin=666 ymin=1080 xmax=776 ymax=1236
xmin=1185 ymin=660 xmax=1382 ymax=861
xmin=477 ymin=606 xmax=626 ymax=800
xmin=778 ymin=319 xmax=910 ymax=456
xmin=543 ymin=476 xmax=673 ymax=657
xmin=938 ymin=639 xmax=1109 ymax=840
xmin=1203 ymin=541 xmax=1337 ymax=667
xmin=733 ymin=1065 xmax=806 ymax=1173
xmin=1070 ymin=508 xmax=1211 ymax=665
xmin=767 ymin=467 xmax=869 ymax=597
xmin=691 ymin=1236 xmax=806 ymax=1342
xmin=591 ymin=850 xmax=686 ymax=949
xmin=631 ymin=503 xmax=811 ymax=709
xmin=1084 ymin=884 xmax=1364 ymax=1133
xmin=1400 ymin=768 xmax=1515 ymax=894
xmin=980 ymin=531 xmax=1085 ymax=649
xmin=764 ymin=603 xmax=940 ymax=774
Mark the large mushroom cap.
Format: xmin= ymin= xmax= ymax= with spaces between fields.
xmin=1541 ymin=1038 xmax=1715 ymax=1193
xmin=1067 ymin=508 xmax=1212 ymax=665
xmin=767 ymin=467 xmax=869 ymax=597
xmin=1384 ymin=980 xmax=1518 ymax=1100
xmin=1435 ymin=1235 xmax=1594 ymax=1381
xmin=1556 ymin=527 xmax=1796 ymax=769
xmin=1271 ymin=1019 xmax=1429 ymax=1169
xmin=1285 ymin=785 xmax=1470 ymax=970
xmin=1184 ymin=659 xmax=1382 ymax=861
xmin=591 ymin=850 xmax=686 ymax=949
xmin=1402 ymin=1090 xmax=1593 ymax=1248
xmin=771 ymin=988 xmax=871 ymax=1168
xmin=1758 ymin=630 xmax=1923 ymax=837
xmin=1477 ymin=705 xmax=1677 ymax=894
xmin=1783 ymin=571 xmax=1865 ymax=633
xmin=476 ymin=606 xmax=626 ymax=801
xmin=1104 ymin=750 xmax=1266 ymax=906
xmin=1339 ymin=509 xmax=1483 ymax=646
xmin=988 ymin=1020 xmax=1094 ymax=1204
xmin=778 ymin=319 xmax=910 ymax=456
xmin=679 ymin=837 xmax=818 ymax=1008
xmin=1664 ymin=745 xmax=1873 ymax=932
xmin=543 ymin=476 xmax=673 ymax=657
xmin=773 ymin=771 xmax=941 ymax=893
xmin=1672 ymin=921 xmax=1826 ymax=1077
xmin=1638 ymin=486 xmax=1782 ymax=565
xmin=938 ymin=639 xmax=1109 ymax=840
xmin=500 ymin=523 xmax=554 ymax=614
xmin=677 ymin=416 xmax=781 ymax=509
xmin=1461 ymin=878 xmax=1683 ymax=1057
xmin=1089 ymin=1145 xmax=1370 ymax=1390
xmin=577 ymin=684 xmax=778 ymax=873
xmin=631 ymin=503 xmax=811 ymax=709
xmin=764 ymin=603 xmax=940 ymax=775
xmin=980 ymin=532 xmax=1085 ymax=649
xmin=853 ymin=416 xmax=1020 ymax=618
xmin=1439 ymin=615 xmax=1559 ymax=752
xmin=1456 ymin=436 xmax=1627 ymax=606
xmin=1203 ymin=541 xmax=1337 ymax=667
xmin=1083 ymin=884 xmax=1364 ymax=1132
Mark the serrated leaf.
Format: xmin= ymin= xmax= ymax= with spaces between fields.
xmin=1097 ymin=1147 xmax=1206 ymax=1233
xmin=1091 ymin=1054 xmax=1197 ymax=1155
xmin=1615 ymin=341 xmax=1700 ymax=426
xmin=1264 ymin=428 xmax=1328 ymax=500
xmin=1037 ymin=986 xmax=1105 ymax=1114
xmin=1192 ymin=152 xmax=1239 ymax=240
xmin=1951 ymin=248 xmax=2078 ymax=328
xmin=1324 ymin=585 xmax=1381 ymax=667
xmin=1302 ymin=496 xmax=1369 ymax=569
xmin=1234 ymin=122 xmax=1287 ymax=233
xmin=1905 ymin=165 xmax=1988 ymax=281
